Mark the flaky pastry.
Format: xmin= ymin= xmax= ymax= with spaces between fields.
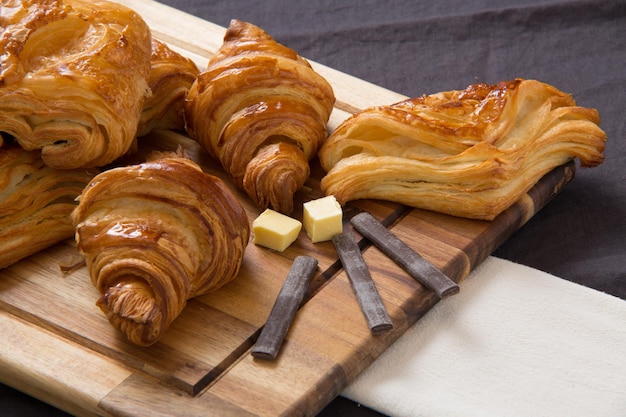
xmin=185 ymin=19 xmax=335 ymax=214
xmin=0 ymin=0 xmax=152 ymax=169
xmin=71 ymin=149 xmax=250 ymax=346
xmin=0 ymin=143 xmax=97 ymax=269
xmin=136 ymin=39 xmax=200 ymax=136
xmin=319 ymin=79 xmax=606 ymax=220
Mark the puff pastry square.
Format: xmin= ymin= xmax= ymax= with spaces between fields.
xmin=319 ymin=79 xmax=606 ymax=220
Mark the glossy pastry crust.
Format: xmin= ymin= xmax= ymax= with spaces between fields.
xmin=0 ymin=0 xmax=152 ymax=169
xmin=71 ymin=150 xmax=250 ymax=346
xmin=185 ymin=19 xmax=335 ymax=214
xmin=0 ymin=143 xmax=97 ymax=269
xmin=319 ymin=79 xmax=606 ymax=220
xmin=137 ymin=39 xmax=200 ymax=136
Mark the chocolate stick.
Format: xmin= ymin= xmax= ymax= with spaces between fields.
xmin=332 ymin=232 xmax=393 ymax=334
xmin=252 ymin=255 xmax=318 ymax=360
xmin=350 ymin=212 xmax=459 ymax=298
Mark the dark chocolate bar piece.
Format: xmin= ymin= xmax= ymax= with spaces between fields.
xmin=252 ymin=255 xmax=318 ymax=360
xmin=332 ymin=232 xmax=393 ymax=334
xmin=351 ymin=212 xmax=459 ymax=298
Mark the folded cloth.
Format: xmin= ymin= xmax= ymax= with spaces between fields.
xmin=342 ymin=256 xmax=626 ymax=417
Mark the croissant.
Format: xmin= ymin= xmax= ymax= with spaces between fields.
xmin=185 ymin=19 xmax=335 ymax=214
xmin=136 ymin=39 xmax=200 ymax=137
xmin=0 ymin=0 xmax=152 ymax=169
xmin=319 ymin=79 xmax=606 ymax=220
xmin=0 ymin=143 xmax=97 ymax=269
xmin=71 ymin=150 xmax=250 ymax=346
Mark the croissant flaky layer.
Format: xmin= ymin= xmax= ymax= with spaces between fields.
xmin=319 ymin=79 xmax=606 ymax=220
xmin=137 ymin=39 xmax=200 ymax=137
xmin=0 ymin=0 xmax=152 ymax=169
xmin=0 ymin=144 xmax=98 ymax=269
xmin=185 ymin=19 xmax=335 ymax=214
xmin=71 ymin=152 xmax=250 ymax=346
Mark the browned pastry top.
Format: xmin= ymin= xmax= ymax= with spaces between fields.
xmin=184 ymin=19 xmax=335 ymax=214
xmin=0 ymin=0 xmax=152 ymax=168
xmin=319 ymin=79 xmax=606 ymax=220
xmin=72 ymin=151 xmax=250 ymax=346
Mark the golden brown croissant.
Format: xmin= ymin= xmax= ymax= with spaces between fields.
xmin=184 ymin=19 xmax=335 ymax=214
xmin=71 ymin=149 xmax=250 ymax=346
xmin=0 ymin=143 xmax=97 ymax=269
xmin=319 ymin=79 xmax=606 ymax=220
xmin=136 ymin=39 xmax=200 ymax=137
xmin=0 ymin=0 xmax=152 ymax=169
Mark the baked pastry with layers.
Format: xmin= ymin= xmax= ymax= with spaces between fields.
xmin=136 ymin=39 xmax=200 ymax=136
xmin=0 ymin=143 xmax=97 ymax=269
xmin=319 ymin=79 xmax=606 ymax=220
xmin=71 ymin=149 xmax=250 ymax=346
xmin=185 ymin=19 xmax=335 ymax=214
xmin=0 ymin=0 xmax=152 ymax=169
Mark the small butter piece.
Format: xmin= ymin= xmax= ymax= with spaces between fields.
xmin=303 ymin=195 xmax=343 ymax=243
xmin=253 ymin=209 xmax=302 ymax=252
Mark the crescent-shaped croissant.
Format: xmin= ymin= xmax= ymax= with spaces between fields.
xmin=0 ymin=0 xmax=152 ymax=169
xmin=185 ymin=19 xmax=335 ymax=214
xmin=71 ymin=150 xmax=250 ymax=346
xmin=0 ymin=143 xmax=98 ymax=269
xmin=136 ymin=39 xmax=200 ymax=137
xmin=319 ymin=79 xmax=606 ymax=220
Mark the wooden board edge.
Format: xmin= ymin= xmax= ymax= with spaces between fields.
xmin=0 ymin=309 xmax=133 ymax=417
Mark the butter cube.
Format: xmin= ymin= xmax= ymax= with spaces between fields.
xmin=252 ymin=209 xmax=302 ymax=252
xmin=303 ymin=195 xmax=343 ymax=243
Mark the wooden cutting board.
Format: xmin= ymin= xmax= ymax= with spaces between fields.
xmin=0 ymin=1 xmax=576 ymax=416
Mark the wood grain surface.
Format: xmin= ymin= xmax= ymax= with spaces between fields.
xmin=0 ymin=1 xmax=575 ymax=416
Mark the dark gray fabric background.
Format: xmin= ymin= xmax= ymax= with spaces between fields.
xmin=2 ymin=1 xmax=624 ymax=416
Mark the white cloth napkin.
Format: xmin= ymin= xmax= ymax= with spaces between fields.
xmin=342 ymin=256 xmax=626 ymax=417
